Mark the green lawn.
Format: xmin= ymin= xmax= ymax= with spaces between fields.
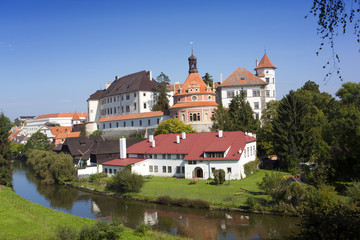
xmin=0 ymin=186 xmax=188 ymax=240
xmin=137 ymin=170 xmax=292 ymax=208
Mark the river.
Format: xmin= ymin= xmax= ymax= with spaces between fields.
xmin=12 ymin=160 xmax=300 ymax=240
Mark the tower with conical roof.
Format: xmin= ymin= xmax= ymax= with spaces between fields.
xmin=254 ymin=53 xmax=277 ymax=101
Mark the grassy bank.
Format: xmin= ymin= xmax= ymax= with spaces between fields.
xmin=71 ymin=170 xmax=292 ymax=208
xmin=0 ymin=186 xmax=188 ymax=240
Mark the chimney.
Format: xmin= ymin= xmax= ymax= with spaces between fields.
xmin=219 ymin=130 xmax=223 ymax=138
xmin=119 ymin=137 xmax=126 ymax=159
xmin=148 ymin=71 xmax=152 ymax=81
xmin=256 ymin=59 xmax=259 ymax=67
xmin=105 ymin=82 xmax=111 ymax=89
xmin=182 ymin=132 xmax=186 ymax=139
xmin=115 ymin=76 xmax=119 ymax=80
xmin=220 ymin=72 xmax=223 ymax=84
xmin=152 ymin=139 xmax=156 ymax=148
xmin=149 ymin=135 xmax=154 ymax=143
xmin=176 ymin=135 xmax=180 ymax=144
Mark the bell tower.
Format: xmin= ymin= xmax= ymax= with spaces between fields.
xmin=188 ymin=49 xmax=198 ymax=74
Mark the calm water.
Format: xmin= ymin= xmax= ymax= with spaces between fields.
xmin=12 ymin=160 xmax=299 ymax=240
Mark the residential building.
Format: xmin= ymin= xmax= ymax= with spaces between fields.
xmin=101 ymin=131 xmax=256 ymax=180
xmin=86 ymin=70 xmax=163 ymax=137
xmin=217 ymin=53 xmax=277 ymax=120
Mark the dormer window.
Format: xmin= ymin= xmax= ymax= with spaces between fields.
xmin=204 ymin=151 xmax=225 ymax=158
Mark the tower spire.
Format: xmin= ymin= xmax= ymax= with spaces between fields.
xmin=188 ymin=41 xmax=198 ymax=74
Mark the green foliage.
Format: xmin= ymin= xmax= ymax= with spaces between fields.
xmin=135 ymin=223 xmax=151 ymax=235
xmin=0 ymin=113 xmax=12 ymax=188
xmin=346 ymin=180 xmax=360 ymax=203
xmin=152 ymin=72 xmax=170 ymax=111
xmin=336 ymin=81 xmax=360 ymax=106
xmin=27 ymin=150 xmax=76 ymax=184
xmin=213 ymin=169 xmax=225 ymax=185
xmin=79 ymin=124 xmax=87 ymax=137
xmin=202 ymin=72 xmax=214 ymax=87
xmin=55 ymin=224 xmax=78 ymax=240
xmin=228 ymin=89 xmax=260 ymax=133
xmin=25 ymin=131 xmax=50 ymax=152
xmin=257 ymin=171 xmax=284 ymax=195
xmin=153 ymin=118 xmax=196 ymax=136
xmin=210 ymin=102 xmax=233 ymax=131
xmin=90 ymin=130 xmax=103 ymax=136
xmin=106 ymin=169 xmax=144 ymax=193
xmin=244 ymin=158 xmax=260 ymax=177
xmin=273 ymin=91 xmax=313 ymax=171
xmin=135 ymin=129 xmax=144 ymax=139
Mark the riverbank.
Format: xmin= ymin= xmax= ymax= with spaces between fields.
xmin=0 ymin=186 xmax=189 ymax=240
xmin=67 ymin=170 xmax=295 ymax=216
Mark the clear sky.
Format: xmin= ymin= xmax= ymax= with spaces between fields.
xmin=0 ymin=0 xmax=359 ymax=120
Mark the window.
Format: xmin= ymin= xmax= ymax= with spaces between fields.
xmin=266 ymin=90 xmax=270 ymax=97
xmin=154 ymin=166 xmax=158 ymax=172
xmin=149 ymin=166 xmax=153 ymax=172
xmin=227 ymin=91 xmax=235 ymax=98
xmin=255 ymin=113 xmax=259 ymax=119
xmin=182 ymin=166 xmax=185 ymax=173
xmin=266 ymin=70 xmax=269 ymax=74
xmin=104 ymin=168 xmax=108 ymax=173
xmin=163 ymin=166 xmax=166 ymax=173
xmin=134 ymin=92 xmax=136 ymax=97
xmin=176 ymin=166 xmax=180 ymax=174
xmin=123 ymin=122 xmax=126 ymax=127
xmin=114 ymin=169 xmax=117 ymax=174
xmin=109 ymin=123 xmax=112 ymax=128
xmin=162 ymin=154 xmax=166 ymax=159
xmin=121 ymin=106 xmax=124 ymax=113
xmin=134 ymin=103 xmax=136 ymax=110
xmin=121 ymin=96 xmax=124 ymax=100
xmin=227 ymin=168 xmax=232 ymax=173
xmin=265 ymin=77 xmax=270 ymax=83
xmin=154 ymin=154 xmax=157 ymax=159
xmin=208 ymin=95 xmax=212 ymax=100
xmin=109 ymin=169 xmax=112 ymax=174
xmin=114 ymin=107 xmax=116 ymax=114
xmin=177 ymin=97 xmax=181 ymax=102
xmin=140 ymin=120 xmax=142 ymax=126
xmin=189 ymin=112 xmax=200 ymax=122
xmin=211 ymin=167 xmax=215 ymax=173
xmin=126 ymin=94 xmax=130 ymax=100
xmin=191 ymin=95 xmax=197 ymax=101
xmin=126 ymin=105 xmax=130 ymax=112
xmin=157 ymin=118 xmax=160 ymax=124
xmin=273 ymin=90 xmax=276 ymax=97
xmin=144 ymin=103 xmax=147 ymax=109
xmin=148 ymin=119 xmax=151 ymax=125
xmin=167 ymin=154 xmax=171 ymax=159
xmin=273 ymin=78 xmax=275 ymax=83
xmin=244 ymin=149 xmax=246 ymax=157
xmin=175 ymin=112 xmax=178 ymax=119
xmin=176 ymin=154 xmax=180 ymax=159
xmin=168 ymin=166 xmax=172 ymax=173
xmin=143 ymin=93 xmax=146 ymax=96
xmin=103 ymin=123 xmax=105 ymax=129
xmin=254 ymin=102 xmax=259 ymax=109
xmin=131 ymin=121 xmax=134 ymax=126
xmin=247 ymin=147 xmax=249 ymax=157
xmin=253 ymin=90 xmax=260 ymax=97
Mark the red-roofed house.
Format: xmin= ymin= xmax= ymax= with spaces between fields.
xmin=101 ymin=131 xmax=257 ymax=180
xmin=217 ymin=53 xmax=277 ymax=120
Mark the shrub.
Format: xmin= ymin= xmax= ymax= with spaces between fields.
xmin=257 ymin=171 xmax=284 ymax=195
xmin=106 ymin=169 xmax=144 ymax=193
xmin=136 ymin=223 xmax=151 ymax=235
xmin=244 ymin=158 xmax=260 ymax=177
xmin=213 ymin=169 xmax=225 ymax=185
xmin=78 ymin=224 xmax=100 ymax=240
xmin=55 ymin=225 xmax=78 ymax=240
xmin=157 ymin=195 xmax=172 ymax=205
xmin=89 ymin=173 xmax=101 ymax=182
xmin=346 ymin=180 xmax=360 ymax=202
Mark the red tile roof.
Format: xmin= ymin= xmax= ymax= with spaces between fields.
xmin=254 ymin=53 xmax=277 ymax=70
xmin=36 ymin=112 xmax=88 ymax=119
xmin=220 ymin=68 xmax=267 ymax=87
xmin=55 ymin=132 xmax=80 ymax=139
xmin=127 ymin=131 xmax=256 ymax=161
xmin=102 ymin=158 xmax=145 ymax=166
xmin=176 ymin=73 xmax=215 ymax=95
xmin=169 ymin=101 xmax=218 ymax=109
xmin=98 ymin=111 xmax=164 ymax=123
xmin=72 ymin=112 xmax=81 ymax=121
xmin=50 ymin=126 xmax=73 ymax=135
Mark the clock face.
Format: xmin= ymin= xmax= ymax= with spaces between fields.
xmin=192 ymin=95 xmax=197 ymax=101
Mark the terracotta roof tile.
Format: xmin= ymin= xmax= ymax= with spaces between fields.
xmin=169 ymin=101 xmax=218 ymax=109
xmin=102 ymin=158 xmax=146 ymax=166
xmin=98 ymin=111 xmax=164 ymax=123
xmin=219 ymin=68 xmax=267 ymax=87
xmin=50 ymin=126 xmax=73 ymax=135
xmin=177 ymin=73 xmax=215 ymax=95
xmin=36 ymin=112 xmax=88 ymax=119
xmin=255 ymin=53 xmax=277 ymax=69
xmin=127 ymin=131 xmax=256 ymax=161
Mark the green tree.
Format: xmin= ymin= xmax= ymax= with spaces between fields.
xmin=228 ymin=90 xmax=260 ymax=133
xmin=153 ymin=118 xmax=196 ymax=136
xmin=336 ymin=82 xmax=360 ymax=106
xmin=152 ymin=72 xmax=170 ymax=111
xmin=90 ymin=130 xmax=103 ymax=136
xmin=0 ymin=113 xmax=12 ymax=187
xmin=273 ymin=91 xmax=313 ymax=172
xmin=79 ymin=124 xmax=86 ymax=137
xmin=202 ymin=73 xmax=214 ymax=87
xmin=210 ymin=102 xmax=233 ymax=131
xmin=25 ymin=131 xmax=50 ymax=152
xmin=257 ymin=100 xmax=279 ymax=155
xmin=213 ymin=169 xmax=225 ymax=185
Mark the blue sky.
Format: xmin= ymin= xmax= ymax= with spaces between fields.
xmin=0 ymin=0 xmax=359 ymax=120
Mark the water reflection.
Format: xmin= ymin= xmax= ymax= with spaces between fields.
xmin=12 ymin=160 xmax=299 ymax=240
